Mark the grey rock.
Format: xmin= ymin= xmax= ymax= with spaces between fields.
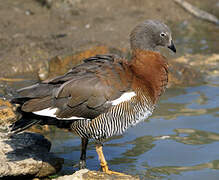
xmin=55 ymin=169 xmax=89 ymax=180
xmin=0 ymin=132 xmax=63 ymax=178
xmin=0 ymin=99 xmax=17 ymax=131
xmin=54 ymin=169 xmax=139 ymax=180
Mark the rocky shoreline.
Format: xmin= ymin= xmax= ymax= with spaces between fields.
xmin=0 ymin=131 xmax=63 ymax=179
xmin=0 ymin=132 xmax=138 ymax=179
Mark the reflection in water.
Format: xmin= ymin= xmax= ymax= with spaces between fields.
xmin=108 ymin=136 xmax=155 ymax=165
xmin=153 ymin=86 xmax=219 ymax=120
xmin=145 ymin=160 xmax=219 ymax=179
xmin=173 ymin=128 xmax=219 ymax=145
xmin=141 ymin=128 xmax=219 ymax=179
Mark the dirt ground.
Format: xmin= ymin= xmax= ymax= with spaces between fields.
xmin=0 ymin=0 xmax=218 ymax=77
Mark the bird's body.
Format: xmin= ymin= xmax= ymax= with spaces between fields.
xmin=10 ymin=20 xmax=176 ymax=175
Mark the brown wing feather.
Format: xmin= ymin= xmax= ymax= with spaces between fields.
xmin=15 ymin=55 xmax=133 ymax=119
xmin=53 ymin=56 xmax=133 ymax=118
xmin=22 ymin=96 xmax=52 ymax=112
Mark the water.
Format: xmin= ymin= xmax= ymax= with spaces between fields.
xmin=40 ymin=77 xmax=218 ymax=180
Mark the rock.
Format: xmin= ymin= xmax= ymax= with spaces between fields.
xmin=38 ymin=61 xmax=50 ymax=81
xmin=54 ymin=169 xmax=139 ymax=180
xmin=83 ymin=170 xmax=140 ymax=180
xmin=173 ymin=53 xmax=219 ymax=77
xmin=55 ymin=169 xmax=89 ymax=180
xmin=0 ymin=98 xmax=52 ymax=138
xmin=0 ymin=132 xmax=63 ymax=178
xmin=0 ymin=99 xmax=17 ymax=131
xmin=167 ymin=61 xmax=203 ymax=87
xmin=168 ymin=53 xmax=219 ymax=86
xmin=36 ymin=0 xmax=82 ymax=9
xmin=0 ymin=43 xmax=50 ymax=78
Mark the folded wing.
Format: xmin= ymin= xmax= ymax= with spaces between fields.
xmin=12 ymin=55 xmax=133 ymax=120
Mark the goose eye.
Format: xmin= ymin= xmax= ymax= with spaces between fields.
xmin=160 ymin=32 xmax=166 ymax=37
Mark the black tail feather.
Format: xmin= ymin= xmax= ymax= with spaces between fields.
xmin=10 ymin=118 xmax=40 ymax=134
xmin=10 ymin=109 xmax=79 ymax=134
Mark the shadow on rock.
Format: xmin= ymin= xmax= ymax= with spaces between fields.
xmin=0 ymin=132 xmax=63 ymax=179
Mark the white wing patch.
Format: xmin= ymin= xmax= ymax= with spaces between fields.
xmin=33 ymin=108 xmax=57 ymax=117
xmin=33 ymin=108 xmax=86 ymax=120
xmin=110 ymin=92 xmax=136 ymax=105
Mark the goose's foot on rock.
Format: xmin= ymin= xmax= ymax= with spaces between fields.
xmin=101 ymin=163 xmax=130 ymax=176
xmin=96 ymin=144 xmax=130 ymax=176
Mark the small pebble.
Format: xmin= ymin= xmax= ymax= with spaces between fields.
xmin=25 ymin=10 xmax=34 ymax=16
xmin=85 ymin=24 xmax=90 ymax=29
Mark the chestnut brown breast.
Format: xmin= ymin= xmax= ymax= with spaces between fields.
xmin=129 ymin=49 xmax=168 ymax=104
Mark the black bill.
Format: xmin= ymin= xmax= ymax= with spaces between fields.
xmin=168 ymin=40 xmax=176 ymax=53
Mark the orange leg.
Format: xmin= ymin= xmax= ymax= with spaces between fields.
xmin=95 ymin=144 xmax=129 ymax=176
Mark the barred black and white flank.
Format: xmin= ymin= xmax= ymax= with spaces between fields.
xmin=71 ymin=91 xmax=154 ymax=142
